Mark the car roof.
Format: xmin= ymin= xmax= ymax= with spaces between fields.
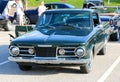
xmin=46 ymin=2 xmax=73 ymax=5
xmin=45 ymin=2 xmax=75 ymax=8
xmin=0 ymin=0 xmax=8 ymax=14
xmin=45 ymin=8 xmax=95 ymax=13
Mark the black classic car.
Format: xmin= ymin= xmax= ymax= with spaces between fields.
xmin=8 ymin=9 xmax=111 ymax=73
xmin=0 ymin=0 xmax=15 ymax=31
xmin=22 ymin=2 xmax=75 ymax=24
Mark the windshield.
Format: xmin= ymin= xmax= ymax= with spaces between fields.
xmin=36 ymin=11 xmax=92 ymax=36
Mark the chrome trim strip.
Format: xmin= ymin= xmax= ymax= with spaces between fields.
xmin=19 ymin=54 xmax=35 ymax=57
xmin=18 ymin=46 xmax=34 ymax=48
xmin=57 ymin=47 xmax=76 ymax=49
xmin=8 ymin=56 xmax=89 ymax=64
xmin=37 ymin=45 xmax=52 ymax=47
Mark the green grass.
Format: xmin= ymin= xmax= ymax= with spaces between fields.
xmin=104 ymin=0 xmax=120 ymax=6
xmin=28 ymin=0 xmax=84 ymax=8
xmin=28 ymin=0 xmax=120 ymax=7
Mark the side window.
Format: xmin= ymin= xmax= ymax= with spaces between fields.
xmin=52 ymin=5 xmax=58 ymax=9
xmin=46 ymin=5 xmax=58 ymax=9
xmin=58 ymin=4 xmax=66 ymax=8
xmin=38 ymin=13 xmax=52 ymax=25
xmin=92 ymin=13 xmax=100 ymax=26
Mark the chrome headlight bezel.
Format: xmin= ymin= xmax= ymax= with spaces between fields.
xmin=75 ymin=48 xmax=85 ymax=57
xmin=9 ymin=46 xmax=19 ymax=56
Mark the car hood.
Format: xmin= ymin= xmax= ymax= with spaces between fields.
xmin=11 ymin=30 xmax=93 ymax=45
xmin=0 ymin=1 xmax=8 ymax=14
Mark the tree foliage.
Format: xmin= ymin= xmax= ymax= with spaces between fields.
xmin=21 ymin=0 xmax=28 ymax=9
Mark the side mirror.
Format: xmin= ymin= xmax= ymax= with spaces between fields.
xmin=9 ymin=34 xmax=15 ymax=41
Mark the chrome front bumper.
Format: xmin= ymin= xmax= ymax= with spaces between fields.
xmin=8 ymin=56 xmax=89 ymax=64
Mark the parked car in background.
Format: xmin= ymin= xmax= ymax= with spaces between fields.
xmin=84 ymin=0 xmax=104 ymax=6
xmin=94 ymin=6 xmax=120 ymax=41
xmin=0 ymin=0 xmax=15 ymax=31
xmin=83 ymin=2 xmax=96 ymax=9
xmin=83 ymin=0 xmax=104 ymax=9
xmin=9 ymin=9 xmax=111 ymax=73
xmin=20 ymin=2 xmax=75 ymax=24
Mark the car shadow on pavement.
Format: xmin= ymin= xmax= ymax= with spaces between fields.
xmin=0 ymin=45 xmax=10 ymax=61
xmin=0 ymin=28 xmax=4 ymax=31
xmin=0 ymin=62 xmax=82 ymax=75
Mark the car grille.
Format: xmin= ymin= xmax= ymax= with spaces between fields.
xmin=19 ymin=46 xmax=35 ymax=56
xmin=57 ymin=47 xmax=76 ymax=57
xmin=18 ymin=46 xmax=77 ymax=57
xmin=35 ymin=47 xmax=56 ymax=57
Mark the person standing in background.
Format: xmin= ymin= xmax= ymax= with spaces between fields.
xmin=15 ymin=0 xmax=24 ymax=26
xmin=38 ymin=0 xmax=46 ymax=17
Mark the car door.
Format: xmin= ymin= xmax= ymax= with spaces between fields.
xmin=93 ymin=13 xmax=105 ymax=54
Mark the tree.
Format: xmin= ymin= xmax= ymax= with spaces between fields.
xmin=21 ymin=0 xmax=28 ymax=9
xmin=60 ymin=0 xmax=68 ymax=2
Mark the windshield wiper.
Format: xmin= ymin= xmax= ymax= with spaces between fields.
xmin=44 ymin=25 xmax=56 ymax=29
xmin=57 ymin=23 xmax=77 ymax=30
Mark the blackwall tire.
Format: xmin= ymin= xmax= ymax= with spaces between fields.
xmin=98 ymin=45 xmax=106 ymax=55
xmin=18 ymin=64 xmax=32 ymax=71
xmin=110 ymin=30 xmax=120 ymax=41
xmin=80 ymin=51 xmax=93 ymax=73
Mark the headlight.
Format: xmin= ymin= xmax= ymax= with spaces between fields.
xmin=9 ymin=46 xmax=19 ymax=56
xmin=28 ymin=48 xmax=34 ymax=54
xmin=75 ymin=48 xmax=84 ymax=57
xmin=59 ymin=49 xmax=65 ymax=55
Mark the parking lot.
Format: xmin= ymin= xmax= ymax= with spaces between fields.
xmin=0 ymin=29 xmax=120 ymax=82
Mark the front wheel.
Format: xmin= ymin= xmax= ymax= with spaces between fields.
xmin=80 ymin=51 xmax=93 ymax=73
xmin=98 ymin=44 xmax=106 ymax=55
xmin=18 ymin=64 xmax=32 ymax=71
xmin=4 ymin=20 xmax=12 ymax=31
xmin=110 ymin=30 xmax=120 ymax=41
